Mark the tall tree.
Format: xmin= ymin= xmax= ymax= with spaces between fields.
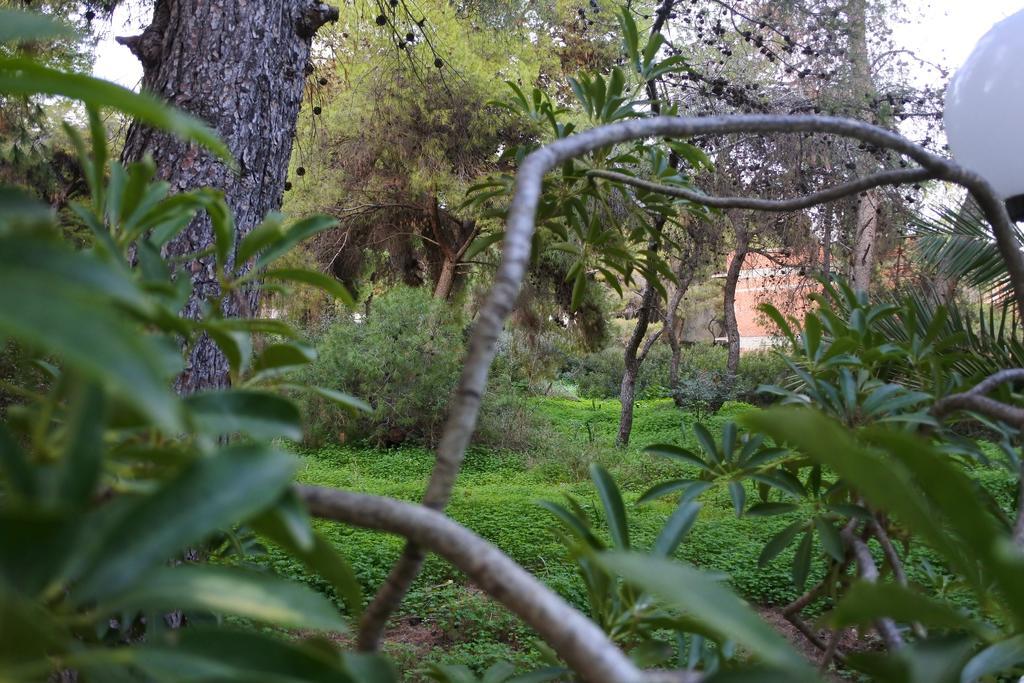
xmin=118 ymin=0 xmax=338 ymax=391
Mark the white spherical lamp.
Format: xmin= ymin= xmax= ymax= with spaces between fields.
xmin=944 ymin=8 xmax=1024 ymax=221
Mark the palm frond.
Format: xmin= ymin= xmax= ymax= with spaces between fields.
xmin=912 ymin=200 xmax=1024 ymax=307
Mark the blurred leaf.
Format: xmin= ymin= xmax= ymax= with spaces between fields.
xmin=264 ymin=268 xmax=354 ymax=307
xmin=960 ymin=635 xmax=1024 ymax=683
xmin=71 ymin=445 xmax=296 ymax=603
xmin=829 ymin=581 xmax=980 ymax=634
xmin=186 ymin=389 xmax=302 ymax=441
xmin=0 ymin=58 xmax=231 ymax=162
xmin=101 ymin=565 xmax=346 ymax=632
xmin=0 ymin=8 xmax=71 ymax=44
xmin=254 ymin=496 xmax=364 ymax=619
xmin=598 ymin=552 xmax=810 ymax=674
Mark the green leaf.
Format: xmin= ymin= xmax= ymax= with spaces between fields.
xmin=652 ymin=502 xmax=700 ymax=557
xmin=283 ymin=384 xmax=373 ymax=414
xmin=0 ymin=238 xmax=182 ymax=432
xmin=597 ymin=552 xmax=809 ymax=673
xmin=0 ymin=58 xmax=231 ymax=162
xmin=252 ymin=342 xmax=317 ymax=377
xmin=570 ymin=268 xmax=586 ymax=311
xmin=185 ymin=390 xmax=302 ymax=441
xmin=961 ymin=635 xmax=1024 ymax=683
xmin=692 ymin=422 xmax=720 ymax=463
xmin=0 ymin=9 xmax=72 ymax=45
xmin=58 ymin=382 xmax=106 ymax=506
xmin=758 ymin=520 xmax=804 ymax=567
xmin=813 ymin=517 xmax=845 ymax=562
xmin=746 ymin=502 xmax=798 ymax=517
xmin=127 ymin=627 xmax=355 ymax=683
xmin=589 ymin=464 xmax=629 ymax=550
xmin=792 ymin=530 xmax=813 ymax=591
xmin=638 ymin=479 xmax=710 ymax=505
xmin=728 ymin=481 xmax=746 ymax=518
xmin=0 ymin=423 xmax=35 ymax=499
xmin=71 ymin=445 xmax=297 ymax=603
xmin=254 ymin=216 xmax=338 ymax=269
xmin=644 ymin=444 xmax=710 ymax=470
xmin=263 ymin=268 xmax=354 ymax=307
xmin=100 ymin=565 xmax=346 ymax=632
xmin=463 ymin=232 xmax=504 ymax=261
xmin=829 ymin=581 xmax=980 ymax=634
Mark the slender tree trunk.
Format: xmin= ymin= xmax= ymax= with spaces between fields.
xmin=119 ymin=0 xmax=337 ymax=392
xmin=666 ymin=236 xmax=704 ymax=405
xmin=846 ymin=0 xmax=879 ymax=295
xmin=851 ymin=190 xmax=879 ymax=293
xmin=617 ymin=259 xmax=661 ymax=448
xmin=724 ymin=223 xmax=749 ymax=378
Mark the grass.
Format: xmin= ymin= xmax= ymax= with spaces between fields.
xmin=261 ymin=396 xmax=1017 ymax=679
xmin=260 ymin=398 xmax=805 ymax=676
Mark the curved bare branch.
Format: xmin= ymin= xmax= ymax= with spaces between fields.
xmin=296 ymin=485 xmax=647 ymax=683
xmin=358 ymin=114 xmax=1024 ymax=650
xmin=932 ymin=368 xmax=1024 ymax=428
xmin=587 ymin=167 xmax=934 ymax=212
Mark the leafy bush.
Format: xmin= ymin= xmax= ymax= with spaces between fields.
xmin=299 ymin=286 xmax=537 ymax=449
xmin=299 ymin=286 xmax=464 ymax=446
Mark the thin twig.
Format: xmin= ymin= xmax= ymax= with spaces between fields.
xmin=588 ymin=167 xmax=932 ymax=213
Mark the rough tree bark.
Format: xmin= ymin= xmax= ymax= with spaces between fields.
xmin=119 ymin=0 xmax=338 ymax=392
xmin=724 ymin=215 xmax=749 ymax=378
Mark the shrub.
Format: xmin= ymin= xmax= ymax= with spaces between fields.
xmin=299 ymin=286 xmax=538 ymax=449
xmin=298 ymin=286 xmax=464 ymax=446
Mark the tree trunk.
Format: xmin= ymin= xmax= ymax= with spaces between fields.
xmin=724 ymin=223 xmax=749 ymax=378
xmin=119 ymin=0 xmax=338 ymax=392
xmin=434 ymin=258 xmax=456 ymax=300
xmin=617 ymin=275 xmax=659 ymax=448
xmin=851 ymin=189 xmax=879 ymax=294
xmin=846 ymin=0 xmax=879 ymax=295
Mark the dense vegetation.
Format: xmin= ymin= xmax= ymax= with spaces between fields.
xmin=3 ymin=3 xmax=1024 ymax=683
